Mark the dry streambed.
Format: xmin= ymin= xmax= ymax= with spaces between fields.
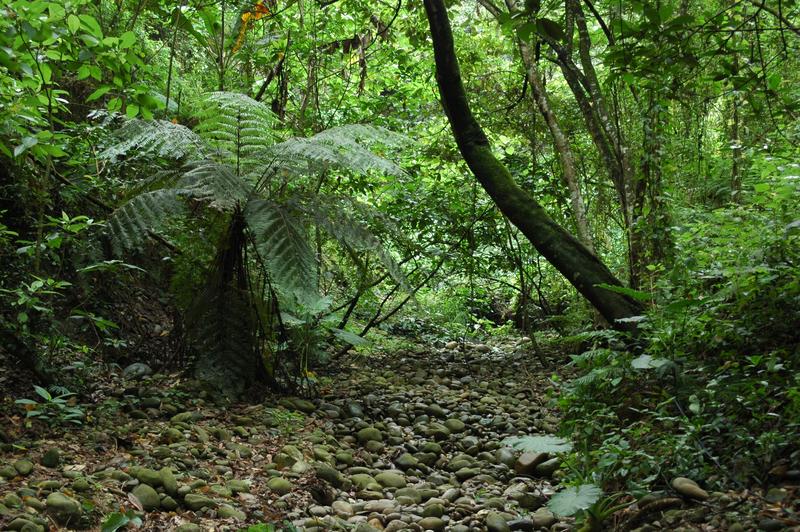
xmin=0 ymin=339 xmax=785 ymax=531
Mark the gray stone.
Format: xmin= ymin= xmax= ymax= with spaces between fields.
xmin=332 ymin=500 xmax=354 ymax=517
xmin=13 ymin=459 xmax=34 ymax=475
xmin=357 ymin=427 xmax=383 ymax=443
xmin=514 ymin=452 xmax=548 ymax=475
xmin=45 ymin=492 xmax=81 ymax=525
xmin=184 ymin=493 xmax=216 ymax=511
xmin=418 ymin=516 xmax=445 ymax=531
xmin=671 ymin=477 xmax=709 ymax=500
xmin=486 ymin=511 xmax=511 ymax=532
xmin=532 ymin=508 xmax=556 ymax=528
xmin=534 ymin=457 xmax=561 ymax=477
xmin=137 ymin=468 xmax=162 ymax=487
xmin=375 ymin=471 xmax=406 ymax=488
xmin=132 ymin=484 xmax=160 ymax=511
xmin=40 ymin=448 xmax=60 ymax=468
xmin=123 ymin=362 xmax=152 ymax=378
xmin=218 ymin=504 xmax=246 ymax=520
xmin=267 ymin=477 xmax=294 ymax=495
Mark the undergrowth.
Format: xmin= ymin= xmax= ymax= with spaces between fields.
xmin=558 ymin=162 xmax=800 ymax=493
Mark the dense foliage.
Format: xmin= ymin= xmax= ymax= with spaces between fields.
xmin=1 ymin=0 xmax=798 ymax=526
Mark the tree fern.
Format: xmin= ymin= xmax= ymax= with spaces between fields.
xmin=194 ymin=91 xmax=276 ymax=176
xmin=267 ymin=124 xmax=410 ymax=178
xmin=177 ymin=160 xmax=252 ymax=211
xmin=105 ymin=189 xmax=185 ymax=255
xmin=244 ymin=199 xmax=320 ymax=308
xmin=304 ymin=196 xmax=408 ymax=291
xmin=99 ymin=119 xmax=204 ymax=163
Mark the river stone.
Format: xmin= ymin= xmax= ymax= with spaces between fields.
xmin=162 ymin=427 xmax=184 ymax=443
xmin=218 ymin=504 xmax=246 ymax=520
xmin=267 ymin=477 xmax=294 ymax=495
xmin=418 ymin=516 xmax=445 ymax=531
xmin=227 ymin=479 xmax=250 ymax=494
xmin=335 ymin=451 xmax=354 ymax=465
xmin=40 ymin=448 xmax=60 ymax=468
xmin=532 ymin=508 xmax=556 ymax=528
xmin=0 ymin=465 xmax=17 ymax=478
xmin=3 ymin=493 xmax=22 ymax=508
xmin=132 ymin=484 xmax=160 ymax=511
xmin=671 ymin=477 xmax=709 ymax=500
xmin=375 ymin=471 xmax=406 ymax=488
xmin=514 ymin=452 xmax=548 ymax=475
xmin=454 ymin=467 xmax=480 ymax=481
xmin=534 ymin=457 xmax=561 ymax=477
xmin=395 ymin=453 xmax=419 ymax=469
xmin=314 ymin=463 xmax=345 ymax=488
xmin=72 ymin=477 xmax=91 ymax=491
xmin=396 ymin=487 xmax=422 ymax=504
xmin=160 ymin=467 xmax=178 ymax=495
xmin=423 ymin=502 xmax=445 ymax=518
xmin=363 ymin=499 xmax=395 ymax=512
xmin=175 ymin=524 xmax=202 ymax=532
xmin=184 ymin=493 xmax=216 ymax=511
xmin=45 ymin=492 xmax=81 ymax=525
xmin=137 ymin=468 xmax=162 ymax=487
xmin=332 ymin=500 xmax=354 ymax=517
xmin=445 ymin=418 xmax=466 ymax=433
xmin=13 ymin=459 xmax=34 ymax=475
xmin=357 ymin=427 xmax=383 ymax=443
xmin=365 ymin=440 xmax=384 ymax=453
xmin=123 ymin=362 xmax=152 ymax=379
xmin=7 ymin=517 xmax=44 ymax=532
xmin=486 ymin=511 xmax=511 ymax=532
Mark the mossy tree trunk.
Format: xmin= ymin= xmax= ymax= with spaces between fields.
xmin=422 ymin=0 xmax=642 ymax=328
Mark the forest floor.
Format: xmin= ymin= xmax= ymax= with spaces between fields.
xmin=0 ymin=337 xmax=794 ymax=531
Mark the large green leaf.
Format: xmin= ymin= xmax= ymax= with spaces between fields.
xmin=548 ymin=484 xmax=603 ymax=516
xmin=502 ymin=434 xmax=573 ymax=453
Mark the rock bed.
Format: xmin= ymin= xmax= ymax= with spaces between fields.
xmin=0 ymin=339 xmax=792 ymax=531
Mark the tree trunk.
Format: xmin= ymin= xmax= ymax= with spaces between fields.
xmin=422 ymin=0 xmax=642 ymax=328
xmin=519 ymin=42 xmax=594 ymax=253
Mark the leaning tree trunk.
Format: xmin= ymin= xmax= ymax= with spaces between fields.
xmin=422 ymin=0 xmax=642 ymax=328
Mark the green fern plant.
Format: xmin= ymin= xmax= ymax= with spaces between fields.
xmin=99 ymin=92 xmax=410 ymax=397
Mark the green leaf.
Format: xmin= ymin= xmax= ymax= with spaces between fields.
xmin=517 ymin=22 xmax=537 ymax=42
xmin=502 ymin=434 xmax=573 ymax=453
xmin=753 ymin=183 xmax=770 ymax=193
xmin=86 ymin=86 xmax=111 ymax=102
xmin=79 ymin=14 xmax=103 ymax=38
xmin=595 ymin=283 xmax=650 ymax=302
xmin=14 ymin=136 xmax=38 ymax=157
xmin=119 ymin=31 xmax=136 ymax=49
xmin=67 ymin=14 xmax=80 ymax=33
xmin=34 ymin=385 xmax=52 ymax=401
xmin=548 ymin=484 xmax=603 ymax=516
xmin=100 ymin=512 xmax=131 ymax=532
xmin=767 ymin=73 xmax=781 ymax=91
xmin=631 ymin=354 xmax=669 ymax=369
xmin=126 ymin=104 xmax=140 ymax=118
xmin=331 ymin=328 xmax=368 ymax=346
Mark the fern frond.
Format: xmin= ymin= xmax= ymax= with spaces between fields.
xmin=106 ymin=189 xmax=185 ymax=255
xmin=195 ymin=91 xmax=276 ymax=175
xmin=98 ymin=119 xmax=204 ymax=163
xmin=177 ymin=160 xmax=252 ymax=211
xmin=267 ymin=124 xmax=409 ymax=178
xmin=244 ymin=199 xmax=320 ymax=307
xmin=305 ymin=196 xmax=408 ymax=290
